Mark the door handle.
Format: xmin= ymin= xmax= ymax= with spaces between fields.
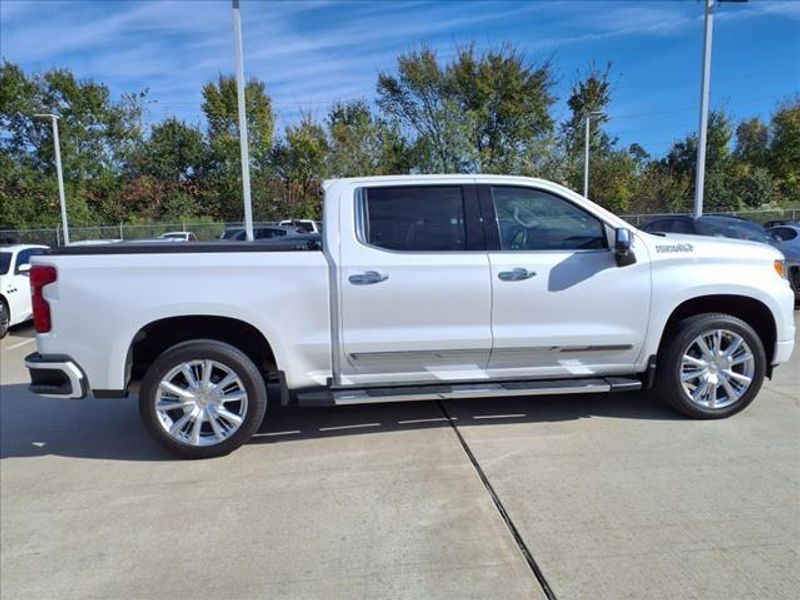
xmin=349 ymin=270 xmax=389 ymax=285
xmin=498 ymin=268 xmax=536 ymax=281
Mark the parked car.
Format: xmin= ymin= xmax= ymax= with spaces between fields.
xmin=24 ymin=175 xmax=795 ymax=458
xmin=219 ymin=225 xmax=300 ymax=240
xmin=642 ymin=215 xmax=800 ymax=300
xmin=768 ymin=224 xmax=800 ymax=295
xmin=159 ymin=231 xmax=198 ymax=242
xmin=68 ymin=239 xmax=123 ymax=246
xmin=279 ymin=219 xmax=322 ymax=234
xmin=0 ymin=244 xmax=49 ymax=338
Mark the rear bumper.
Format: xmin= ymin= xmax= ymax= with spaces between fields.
xmin=25 ymin=353 xmax=88 ymax=399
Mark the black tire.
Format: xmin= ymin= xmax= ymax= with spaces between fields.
xmin=139 ymin=339 xmax=267 ymax=459
xmin=0 ymin=298 xmax=9 ymax=339
xmin=654 ymin=313 xmax=766 ymax=419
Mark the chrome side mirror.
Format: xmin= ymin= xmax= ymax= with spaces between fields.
xmin=615 ymin=228 xmax=637 ymax=267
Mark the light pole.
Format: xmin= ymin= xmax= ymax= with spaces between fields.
xmin=583 ymin=110 xmax=604 ymax=198
xmin=232 ymin=0 xmax=254 ymax=241
xmin=693 ymin=0 xmax=748 ymax=217
xmin=33 ymin=113 xmax=70 ymax=245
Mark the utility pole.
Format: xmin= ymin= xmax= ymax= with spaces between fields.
xmin=33 ymin=113 xmax=70 ymax=245
xmin=232 ymin=0 xmax=254 ymax=241
xmin=694 ymin=0 xmax=748 ymax=218
xmin=583 ymin=111 xmax=604 ymax=198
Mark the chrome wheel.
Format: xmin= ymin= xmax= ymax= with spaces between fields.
xmin=680 ymin=329 xmax=755 ymax=409
xmin=155 ymin=359 xmax=248 ymax=446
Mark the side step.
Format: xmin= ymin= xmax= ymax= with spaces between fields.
xmin=297 ymin=376 xmax=642 ymax=407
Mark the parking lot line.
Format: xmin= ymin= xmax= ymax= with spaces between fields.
xmin=7 ymin=338 xmax=34 ymax=351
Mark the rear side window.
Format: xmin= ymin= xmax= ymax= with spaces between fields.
xmin=363 ymin=187 xmax=466 ymax=252
xmin=0 ymin=252 xmax=10 ymax=275
xmin=491 ymin=186 xmax=606 ymax=251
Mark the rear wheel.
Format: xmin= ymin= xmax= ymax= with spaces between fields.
xmin=0 ymin=299 xmax=9 ymax=339
xmin=654 ymin=313 xmax=766 ymax=419
xmin=139 ymin=340 xmax=267 ymax=459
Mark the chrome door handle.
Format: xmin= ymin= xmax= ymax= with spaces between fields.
xmin=498 ymin=268 xmax=536 ymax=281
xmin=349 ymin=270 xmax=389 ymax=285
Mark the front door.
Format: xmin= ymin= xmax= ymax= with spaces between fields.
xmin=482 ymin=185 xmax=651 ymax=379
xmin=338 ymin=184 xmax=492 ymax=386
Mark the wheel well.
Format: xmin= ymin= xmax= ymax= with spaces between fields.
xmin=661 ymin=295 xmax=777 ymax=364
xmin=129 ymin=316 xmax=277 ymax=382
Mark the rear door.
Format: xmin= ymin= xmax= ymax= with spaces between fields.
xmin=482 ymin=184 xmax=651 ymax=378
xmin=337 ymin=184 xmax=492 ymax=386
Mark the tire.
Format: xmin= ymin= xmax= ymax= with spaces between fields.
xmin=654 ymin=313 xmax=766 ymax=419
xmin=0 ymin=299 xmax=9 ymax=339
xmin=139 ymin=339 xmax=267 ymax=459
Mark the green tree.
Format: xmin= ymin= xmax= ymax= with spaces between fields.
xmin=376 ymin=45 xmax=555 ymax=173
xmin=768 ymin=97 xmax=800 ymax=203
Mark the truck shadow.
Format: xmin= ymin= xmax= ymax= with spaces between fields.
xmin=1 ymin=383 xmax=684 ymax=462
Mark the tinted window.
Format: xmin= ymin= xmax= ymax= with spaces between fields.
xmin=255 ymin=228 xmax=286 ymax=239
xmin=670 ymin=219 xmax=694 ymax=234
xmin=491 ymin=187 xmax=606 ymax=251
xmin=696 ymin=218 xmax=772 ymax=243
xmin=643 ymin=220 xmax=671 ymax=233
xmin=364 ymin=187 xmax=466 ymax=252
xmin=0 ymin=252 xmax=10 ymax=275
xmin=772 ymin=227 xmax=797 ymax=241
xmin=222 ymin=229 xmax=244 ymax=240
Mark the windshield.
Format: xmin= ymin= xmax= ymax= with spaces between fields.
xmin=0 ymin=252 xmax=10 ymax=275
xmin=221 ymin=229 xmax=244 ymax=240
xmin=696 ymin=218 xmax=773 ymax=244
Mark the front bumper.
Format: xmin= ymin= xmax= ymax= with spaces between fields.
xmin=25 ymin=353 xmax=88 ymax=399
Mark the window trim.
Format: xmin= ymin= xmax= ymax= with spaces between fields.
xmin=478 ymin=184 xmax=612 ymax=253
xmin=354 ymin=185 xmax=487 ymax=254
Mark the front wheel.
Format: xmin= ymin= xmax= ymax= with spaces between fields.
xmin=139 ymin=340 xmax=267 ymax=459
xmin=654 ymin=313 xmax=766 ymax=419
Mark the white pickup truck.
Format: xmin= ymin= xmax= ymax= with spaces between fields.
xmin=26 ymin=175 xmax=795 ymax=458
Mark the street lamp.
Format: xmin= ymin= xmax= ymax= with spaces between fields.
xmin=33 ymin=113 xmax=70 ymax=245
xmin=232 ymin=0 xmax=254 ymax=241
xmin=583 ymin=110 xmax=604 ymax=198
xmin=694 ymin=0 xmax=748 ymax=217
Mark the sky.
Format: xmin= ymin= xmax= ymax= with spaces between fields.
xmin=2 ymin=0 xmax=799 ymax=157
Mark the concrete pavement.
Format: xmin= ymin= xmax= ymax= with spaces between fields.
xmin=1 ymin=318 xmax=798 ymax=599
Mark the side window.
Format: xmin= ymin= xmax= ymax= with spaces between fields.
xmin=773 ymin=227 xmax=797 ymax=241
xmin=364 ymin=186 xmax=466 ymax=252
xmin=491 ymin=186 xmax=607 ymax=251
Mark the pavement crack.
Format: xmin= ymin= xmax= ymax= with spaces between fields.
xmin=436 ymin=400 xmax=557 ymax=600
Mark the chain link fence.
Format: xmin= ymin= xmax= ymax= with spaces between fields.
xmin=2 ymin=209 xmax=799 ymax=247
xmin=0 ymin=222 xmax=282 ymax=246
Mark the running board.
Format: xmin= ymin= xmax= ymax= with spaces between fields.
xmin=297 ymin=376 xmax=642 ymax=407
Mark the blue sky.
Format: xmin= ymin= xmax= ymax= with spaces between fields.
xmin=2 ymin=0 xmax=799 ymax=157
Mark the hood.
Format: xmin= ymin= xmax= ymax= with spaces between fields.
xmin=638 ymin=231 xmax=785 ymax=263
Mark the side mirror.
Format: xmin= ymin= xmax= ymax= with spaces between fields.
xmin=16 ymin=263 xmax=31 ymax=275
xmin=614 ymin=228 xmax=637 ymax=267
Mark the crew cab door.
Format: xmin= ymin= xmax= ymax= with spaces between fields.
xmin=481 ymin=185 xmax=651 ymax=378
xmin=336 ymin=184 xmax=492 ymax=386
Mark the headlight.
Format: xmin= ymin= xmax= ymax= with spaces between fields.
xmin=774 ymin=259 xmax=787 ymax=279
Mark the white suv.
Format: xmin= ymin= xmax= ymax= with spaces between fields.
xmin=0 ymin=244 xmax=49 ymax=338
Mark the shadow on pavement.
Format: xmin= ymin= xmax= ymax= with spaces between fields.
xmin=0 ymin=381 xmax=685 ymax=462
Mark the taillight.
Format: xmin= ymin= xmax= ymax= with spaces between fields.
xmin=30 ymin=265 xmax=57 ymax=333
